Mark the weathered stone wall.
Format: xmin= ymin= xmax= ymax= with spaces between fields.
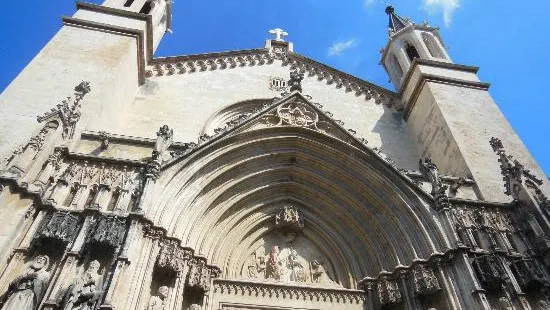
xmin=119 ymin=60 xmax=420 ymax=170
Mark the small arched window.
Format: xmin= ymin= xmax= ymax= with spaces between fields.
xmin=405 ymin=43 xmax=420 ymax=62
xmin=391 ymin=54 xmax=403 ymax=80
xmin=422 ymin=33 xmax=444 ymax=59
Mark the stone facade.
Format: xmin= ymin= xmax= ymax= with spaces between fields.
xmin=0 ymin=2 xmax=549 ymax=310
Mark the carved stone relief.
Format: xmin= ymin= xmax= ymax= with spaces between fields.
xmin=34 ymin=211 xmax=80 ymax=246
xmin=413 ymin=264 xmax=440 ymax=295
xmin=59 ymin=260 xmax=102 ymax=310
xmin=377 ymin=276 xmax=401 ymax=305
xmin=156 ymin=239 xmax=192 ymax=275
xmin=85 ymin=215 xmax=127 ymax=250
xmin=258 ymin=98 xmax=352 ymax=143
xmin=241 ymin=231 xmax=337 ymax=286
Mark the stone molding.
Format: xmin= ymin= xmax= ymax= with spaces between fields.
xmin=62 ymin=17 xmax=147 ymax=85
xmin=213 ymin=279 xmax=365 ymax=304
xmin=144 ymin=50 xmax=399 ymax=107
xmin=142 ymin=223 xmax=222 ymax=276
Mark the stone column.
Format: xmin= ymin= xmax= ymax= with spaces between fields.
xmin=136 ymin=160 xmax=160 ymax=214
xmin=32 ymin=150 xmax=63 ymax=192
xmin=459 ymin=253 xmax=492 ymax=310
xmin=101 ymin=219 xmax=140 ymax=307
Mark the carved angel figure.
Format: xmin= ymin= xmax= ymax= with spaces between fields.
xmin=148 ymin=286 xmax=169 ymax=310
xmin=0 ymin=255 xmax=51 ymax=310
xmin=60 ymin=260 xmax=102 ymax=310
xmin=311 ymin=259 xmax=332 ymax=284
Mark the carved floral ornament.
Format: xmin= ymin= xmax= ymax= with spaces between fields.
xmin=144 ymin=52 xmax=398 ymax=108
xmin=37 ymin=81 xmax=92 ymax=139
xmin=213 ymin=280 xmax=365 ymax=304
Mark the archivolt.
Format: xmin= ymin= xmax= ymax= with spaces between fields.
xmin=150 ymin=126 xmax=449 ymax=289
xmin=199 ymin=99 xmax=273 ymax=136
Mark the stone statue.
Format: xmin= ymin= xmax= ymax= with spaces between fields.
xmin=60 ymin=260 xmax=102 ymax=310
xmin=311 ymin=259 xmax=331 ymax=284
xmin=0 ymin=255 xmax=51 ymax=310
xmin=152 ymin=125 xmax=173 ymax=161
xmin=246 ymin=251 xmax=265 ymax=279
xmin=147 ymin=286 xmax=169 ymax=310
xmin=286 ymin=249 xmax=305 ymax=282
xmin=497 ymin=296 xmax=513 ymax=310
xmin=265 ymin=246 xmax=281 ymax=280
xmin=187 ymin=304 xmax=200 ymax=310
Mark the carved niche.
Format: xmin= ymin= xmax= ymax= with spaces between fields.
xmin=510 ymin=258 xmax=548 ymax=292
xmin=187 ymin=258 xmax=220 ymax=292
xmin=472 ymin=255 xmax=507 ymax=291
xmin=33 ymin=211 xmax=81 ymax=246
xmin=85 ymin=215 xmax=127 ymax=250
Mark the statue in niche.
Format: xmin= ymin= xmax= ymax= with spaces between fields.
xmin=0 ymin=255 xmax=51 ymax=310
xmin=311 ymin=259 xmax=332 ymax=284
xmin=147 ymin=286 xmax=169 ymax=310
xmin=60 ymin=260 xmax=102 ymax=310
xmin=286 ymin=249 xmax=306 ymax=282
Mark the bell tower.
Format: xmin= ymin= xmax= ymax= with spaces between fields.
xmin=0 ymin=0 xmax=172 ymax=158
xmin=380 ymin=6 xmax=549 ymax=202
xmin=381 ymin=6 xmax=451 ymax=89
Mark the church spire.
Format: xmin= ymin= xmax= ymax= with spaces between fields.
xmin=385 ymin=6 xmax=410 ymax=36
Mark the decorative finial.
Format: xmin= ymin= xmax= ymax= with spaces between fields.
xmin=268 ymin=28 xmax=288 ymax=42
xmin=385 ymin=5 xmax=395 ymax=15
xmin=288 ymin=69 xmax=304 ymax=93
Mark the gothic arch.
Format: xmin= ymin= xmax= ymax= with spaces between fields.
xmin=422 ymin=32 xmax=444 ymax=59
xmin=151 ymin=125 xmax=449 ymax=289
xmin=199 ymin=99 xmax=273 ymax=136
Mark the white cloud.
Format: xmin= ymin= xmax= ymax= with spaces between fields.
xmin=363 ymin=0 xmax=375 ymax=7
xmin=422 ymin=0 xmax=460 ymax=27
xmin=328 ymin=39 xmax=359 ymax=56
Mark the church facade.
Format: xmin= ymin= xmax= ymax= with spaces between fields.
xmin=0 ymin=1 xmax=549 ymax=309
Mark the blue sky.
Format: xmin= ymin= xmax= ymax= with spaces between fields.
xmin=0 ymin=0 xmax=548 ymax=176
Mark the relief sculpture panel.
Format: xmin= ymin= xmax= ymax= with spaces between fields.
xmin=241 ymin=232 xmax=337 ymax=286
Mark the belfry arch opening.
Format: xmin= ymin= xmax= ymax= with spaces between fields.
xmin=405 ymin=42 xmax=420 ymax=62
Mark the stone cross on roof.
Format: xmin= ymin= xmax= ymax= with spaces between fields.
xmin=269 ymin=28 xmax=288 ymax=42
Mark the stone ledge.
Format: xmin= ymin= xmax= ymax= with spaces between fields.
xmin=213 ymin=279 xmax=365 ymax=304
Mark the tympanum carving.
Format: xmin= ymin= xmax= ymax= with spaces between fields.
xmin=275 ymin=205 xmax=304 ymax=231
